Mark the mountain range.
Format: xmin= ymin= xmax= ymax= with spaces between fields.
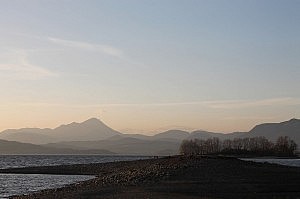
xmin=0 ymin=118 xmax=120 ymax=144
xmin=0 ymin=118 xmax=299 ymax=155
xmin=0 ymin=139 xmax=114 ymax=155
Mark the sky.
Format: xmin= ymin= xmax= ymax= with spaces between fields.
xmin=0 ymin=0 xmax=299 ymax=134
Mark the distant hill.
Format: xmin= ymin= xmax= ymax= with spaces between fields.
xmin=151 ymin=119 xmax=300 ymax=147
xmin=0 ymin=118 xmax=299 ymax=155
xmin=51 ymin=118 xmax=121 ymax=141
xmin=44 ymin=137 xmax=181 ymax=156
xmin=0 ymin=139 xmax=114 ymax=155
xmin=0 ymin=118 xmax=121 ymax=144
xmin=188 ymin=130 xmax=225 ymax=140
xmin=152 ymin=130 xmax=189 ymax=141
xmin=0 ymin=128 xmax=55 ymax=144
xmin=245 ymin=118 xmax=300 ymax=143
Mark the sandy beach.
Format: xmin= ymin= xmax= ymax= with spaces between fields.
xmin=1 ymin=156 xmax=300 ymax=199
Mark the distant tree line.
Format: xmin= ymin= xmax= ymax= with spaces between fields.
xmin=179 ymin=136 xmax=297 ymax=157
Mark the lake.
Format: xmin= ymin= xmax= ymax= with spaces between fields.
xmin=241 ymin=158 xmax=300 ymax=167
xmin=0 ymin=155 xmax=151 ymax=198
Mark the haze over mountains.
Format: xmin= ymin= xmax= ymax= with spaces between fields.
xmin=0 ymin=139 xmax=114 ymax=155
xmin=0 ymin=118 xmax=120 ymax=144
xmin=0 ymin=118 xmax=299 ymax=155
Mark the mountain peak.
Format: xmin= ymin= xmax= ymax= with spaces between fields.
xmin=49 ymin=118 xmax=121 ymax=142
xmin=83 ymin=118 xmax=103 ymax=124
xmin=248 ymin=118 xmax=300 ymax=143
xmin=287 ymin=118 xmax=300 ymax=123
xmin=280 ymin=118 xmax=300 ymax=126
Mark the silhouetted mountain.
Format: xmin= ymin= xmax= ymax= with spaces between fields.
xmin=0 ymin=118 xmax=121 ymax=144
xmin=45 ymin=137 xmax=181 ymax=156
xmin=153 ymin=130 xmax=189 ymax=140
xmin=0 ymin=118 xmax=299 ymax=155
xmin=108 ymin=134 xmax=152 ymax=141
xmin=245 ymin=118 xmax=300 ymax=143
xmin=187 ymin=119 xmax=300 ymax=145
xmin=0 ymin=128 xmax=54 ymax=144
xmin=188 ymin=130 xmax=224 ymax=140
xmin=52 ymin=118 xmax=121 ymax=141
xmin=0 ymin=139 xmax=114 ymax=155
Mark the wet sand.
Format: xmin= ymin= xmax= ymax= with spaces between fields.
xmin=1 ymin=156 xmax=300 ymax=199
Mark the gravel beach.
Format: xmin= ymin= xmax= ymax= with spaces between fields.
xmin=1 ymin=156 xmax=300 ymax=199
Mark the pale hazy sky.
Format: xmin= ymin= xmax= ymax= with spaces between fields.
xmin=0 ymin=0 xmax=299 ymax=134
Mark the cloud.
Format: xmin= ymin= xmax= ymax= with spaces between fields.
xmin=79 ymin=97 xmax=300 ymax=108
xmin=0 ymin=51 xmax=58 ymax=79
xmin=15 ymin=97 xmax=300 ymax=108
xmin=204 ymin=97 xmax=300 ymax=109
xmin=48 ymin=37 xmax=123 ymax=58
xmin=10 ymin=97 xmax=300 ymax=109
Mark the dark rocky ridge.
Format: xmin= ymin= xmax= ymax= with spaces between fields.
xmin=1 ymin=156 xmax=300 ymax=199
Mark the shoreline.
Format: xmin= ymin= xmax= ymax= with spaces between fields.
xmin=1 ymin=155 xmax=300 ymax=199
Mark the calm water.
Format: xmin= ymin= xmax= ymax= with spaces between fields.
xmin=0 ymin=174 xmax=94 ymax=198
xmin=0 ymin=155 xmax=151 ymax=198
xmin=241 ymin=158 xmax=300 ymax=167
xmin=0 ymin=155 xmax=151 ymax=169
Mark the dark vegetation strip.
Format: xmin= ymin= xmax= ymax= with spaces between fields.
xmin=180 ymin=136 xmax=298 ymax=157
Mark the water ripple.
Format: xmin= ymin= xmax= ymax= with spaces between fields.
xmin=0 ymin=173 xmax=94 ymax=198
